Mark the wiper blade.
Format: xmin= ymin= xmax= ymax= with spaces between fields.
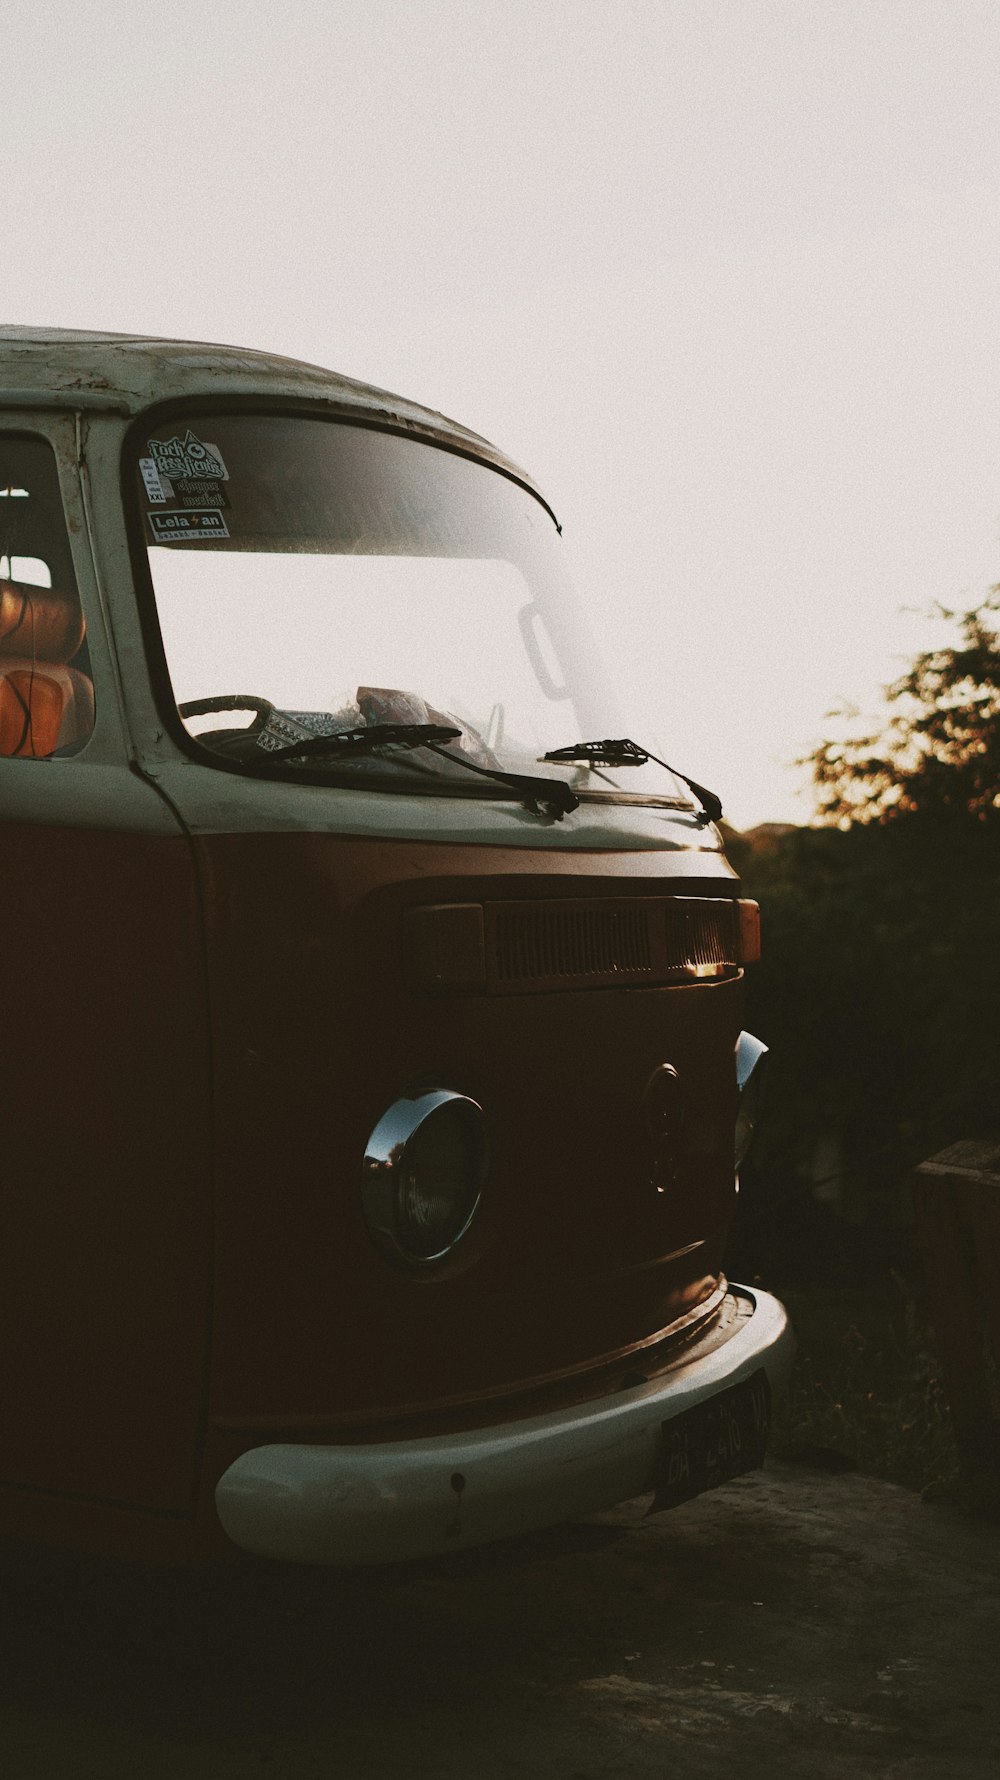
xmin=544 ymin=738 xmax=650 ymax=768
xmin=542 ymin=738 xmax=723 ymax=823
xmin=262 ymin=722 xmax=579 ymax=819
xmin=424 ymin=741 xmax=579 ymax=819
xmin=264 ymin=723 xmax=462 ymax=762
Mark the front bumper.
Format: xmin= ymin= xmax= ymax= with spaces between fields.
xmin=215 ymin=1285 xmax=793 ymax=1565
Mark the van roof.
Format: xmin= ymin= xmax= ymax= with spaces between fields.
xmin=0 ymin=326 xmax=541 ymax=499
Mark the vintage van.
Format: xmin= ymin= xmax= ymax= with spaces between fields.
xmin=0 ymin=327 xmax=791 ymax=1564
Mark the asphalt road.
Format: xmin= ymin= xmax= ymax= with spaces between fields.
xmin=1 ymin=1460 xmax=997 ymax=1778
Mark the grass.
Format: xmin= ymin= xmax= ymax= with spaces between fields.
xmin=770 ymin=1269 xmax=961 ymax=1494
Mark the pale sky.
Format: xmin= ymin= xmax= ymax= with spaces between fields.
xmin=6 ymin=0 xmax=1000 ymax=826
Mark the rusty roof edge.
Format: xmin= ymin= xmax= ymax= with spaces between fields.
xmin=0 ymin=328 xmax=486 ymax=439
xmin=0 ymin=388 xmax=134 ymax=412
xmin=0 ymin=329 xmax=554 ymax=518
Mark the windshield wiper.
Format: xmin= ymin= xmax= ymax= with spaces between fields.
xmin=542 ymin=738 xmax=723 ymax=823
xmin=264 ymin=723 xmax=580 ymax=819
xmin=423 ymin=741 xmax=579 ymax=819
xmin=264 ymin=723 xmax=462 ymax=761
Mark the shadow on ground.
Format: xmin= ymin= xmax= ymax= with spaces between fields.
xmin=1 ymin=1461 xmax=998 ymax=1778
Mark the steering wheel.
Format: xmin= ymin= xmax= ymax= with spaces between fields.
xmin=179 ymin=694 xmax=275 ymax=723
xmin=178 ymin=694 xmax=276 ymax=757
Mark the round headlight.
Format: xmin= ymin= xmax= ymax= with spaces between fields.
xmin=734 ymin=1031 xmax=769 ymax=1171
xmin=362 ymin=1090 xmax=488 ymax=1265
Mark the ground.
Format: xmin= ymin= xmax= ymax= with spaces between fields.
xmin=1 ymin=1459 xmax=997 ymax=1777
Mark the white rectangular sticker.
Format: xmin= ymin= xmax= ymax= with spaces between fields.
xmin=139 ymin=456 xmax=171 ymax=504
xmin=147 ymin=509 xmax=229 ymax=542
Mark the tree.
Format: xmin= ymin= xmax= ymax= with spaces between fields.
xmin=807 ymin=591 xmax=1000 ymax=825
xmin=728 ymin=588 xmax=1000 ymax=1265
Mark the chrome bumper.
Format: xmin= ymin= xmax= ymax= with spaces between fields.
xmin=215 ymin=1286 xmax=793 ymax=1566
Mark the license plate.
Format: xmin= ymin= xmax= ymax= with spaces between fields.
xmin=650 ymin=1369 xmax=771 ymax=1513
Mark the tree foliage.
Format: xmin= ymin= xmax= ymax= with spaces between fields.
xmin=807 ymin=591 xmax=1000 ymax=825
xmin=725 ymin=588 xmax=1000 ymax=1283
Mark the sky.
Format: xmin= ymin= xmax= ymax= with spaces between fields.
xmin=5 ymin=0 xmax=1000 ymax=827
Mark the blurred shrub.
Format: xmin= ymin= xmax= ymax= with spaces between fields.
xmin=723 ymin=592 xmax=1000 ymax=1271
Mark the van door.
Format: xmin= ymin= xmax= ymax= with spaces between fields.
xmin=0 ymin=426 xmax=211 ymax=1517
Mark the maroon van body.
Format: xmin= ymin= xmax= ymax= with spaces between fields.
xmin=0 ymin=329 xmax=790 ymax=1564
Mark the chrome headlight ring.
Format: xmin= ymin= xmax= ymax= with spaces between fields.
xmin=361 ymin=1089 xmax=489 ymax=1268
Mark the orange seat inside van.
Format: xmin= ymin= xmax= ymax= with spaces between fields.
xmin=0 ymin=581 xmax=94 ymax=757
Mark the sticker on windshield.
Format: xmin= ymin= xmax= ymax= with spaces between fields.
xmin=174 ymin=480 xmax=230 ymax=510
xmin=147 ymin=431 xmax=228 ymax=483
xmin=139 ymin=456 xmax=172 ymax=504
xmin=147 ymin=508 xmax=229 ymax=542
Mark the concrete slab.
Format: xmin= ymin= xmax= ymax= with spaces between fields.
xmin=1 ymin=1460 xmax=997 ymax=1777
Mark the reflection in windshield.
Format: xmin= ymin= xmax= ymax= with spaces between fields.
xmin=134 ymin=414 xmax=691 ymax=805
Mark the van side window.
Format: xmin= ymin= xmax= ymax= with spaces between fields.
xmin=0 ymin=438 xmax=94 ymax=758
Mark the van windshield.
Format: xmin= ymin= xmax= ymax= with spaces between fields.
xmin=130 ymin=412 xmax=689 ymax=806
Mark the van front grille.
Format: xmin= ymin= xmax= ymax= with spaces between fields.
xmin=493 ymin=901 xmax=653 ymax=985
xmin=402 ymin=896 xmax=741 ymax=994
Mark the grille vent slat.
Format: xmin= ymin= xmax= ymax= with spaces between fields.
xmin=664 ymin=900 xmax=738 ymax=973
xmin=485 ymin=896 xmax=739 ymax=995
xmin=403 ymin=897 xmax=741 ymax=996
xmin=494 ymin=903 xmax=652 ymax=985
